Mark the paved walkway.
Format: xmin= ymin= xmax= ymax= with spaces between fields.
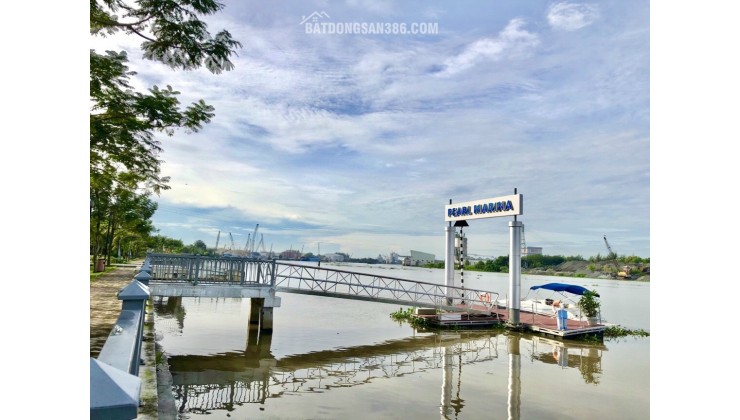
xmin=90 ymin=264 xmax=140 ymax=358
xmin=90 ymin=262 xmax=176 ymax=419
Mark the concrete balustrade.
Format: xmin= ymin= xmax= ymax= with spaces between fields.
xmin=90 ymin=262 xmax=151 ymax=419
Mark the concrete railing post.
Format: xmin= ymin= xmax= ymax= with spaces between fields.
xmin=90 ymin=358 xmax=141 ymax=420
xmin=134 ymin=270 xmax=152 ymax=286
xmin=92 ymin=279 xmax=149 ymax=419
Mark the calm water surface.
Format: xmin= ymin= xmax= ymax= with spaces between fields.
xmin=154 ymin=263 xmax=650 ymax=419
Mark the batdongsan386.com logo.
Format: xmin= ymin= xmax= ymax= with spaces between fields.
xmin=300 ymin=11 xmax=438 ymax=35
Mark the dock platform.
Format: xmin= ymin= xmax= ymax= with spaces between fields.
xmin=413 ymin=304 xmax=606 ymax=340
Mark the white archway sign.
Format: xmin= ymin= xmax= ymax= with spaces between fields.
xmin=444 ymin=191 xmax=524 ymax=325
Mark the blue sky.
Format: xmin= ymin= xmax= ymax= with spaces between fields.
xmin=89 ymin=0 xmax=650 ymax=259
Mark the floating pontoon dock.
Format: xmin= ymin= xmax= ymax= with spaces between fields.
xmin=413 ymin=304 xmax=606 ymax=340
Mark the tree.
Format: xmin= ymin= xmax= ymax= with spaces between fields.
xmin=91 ymin=0 xmax=241 ymax=191
xmin=193 ymin=240 xmax=207 ymax=253
xmin=90 ymin=0 xmax=241 ymax=260
xmin=90 ymin=169 xmax=158 ymax=265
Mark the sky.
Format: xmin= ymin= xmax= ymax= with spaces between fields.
xmin=89 ymin=0 xmax=650 ymax=259
xmin=8 ymin=2 xmax=740 ymax=415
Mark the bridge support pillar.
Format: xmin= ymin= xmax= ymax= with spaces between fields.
xmin=248 ymin=298 xmax=274 ymax=333
xmin=261 ymin=307 xmax=273 ymax=332
xmin=247 ymin=323 xmax=260 ymax=348
xmin=249 ymin=298 xmax=263 ymax=331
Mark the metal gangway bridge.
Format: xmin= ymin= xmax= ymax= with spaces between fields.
xmin=144 ymin=253 xmax=502 ymax=330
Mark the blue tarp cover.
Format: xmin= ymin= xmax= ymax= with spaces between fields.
xmin=529 ymin=283 xmax=599 ymax=297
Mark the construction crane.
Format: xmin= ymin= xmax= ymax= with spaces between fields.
xmin=245 ymin=224 xmax=259 ymax=255
xmin=244 ymin=234 xmax=251 ymax=252
xmin=603 ymin=235 xmax=631 ymax=279
xmin=257 ymin=234 xmax=266 ymax=254
xmin=604 ymin=235 xmax=617 ymax=259
xmin=229 ymin=232 xmax=235 ymax=250
xmin=215 ymin=231 xmax=221 ymax=250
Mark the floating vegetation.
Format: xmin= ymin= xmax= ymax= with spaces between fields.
xmin=389 ymin=308 xmax=432 ymax=328
xmin=390 ymin=307 xmax=414 ymax=321
xmin=604 ymin=325 xmax=650 ymax=338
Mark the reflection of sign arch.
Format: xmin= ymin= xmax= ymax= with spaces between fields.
xmin=445 ymin=194 xmax=522 ymax=222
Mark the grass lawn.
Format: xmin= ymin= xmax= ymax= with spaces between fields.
xmin=90 ymin=265 xmax=117 ymax=282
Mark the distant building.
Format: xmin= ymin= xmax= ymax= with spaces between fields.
xmin=280 ymin=249 xmax=302 ymax=260
xmin=522 ymin=246 xmax=543 ymax=258
xmin=409 ymin=250 xmax=435 ymax=266
xmin=389 ymin=252 xmax=402 ymax=264
xmin=323 ymin=253 xmax=346 ymax=262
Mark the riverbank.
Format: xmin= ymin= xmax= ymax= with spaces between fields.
xmin=523 ymin=260 xmax=650 ymax=281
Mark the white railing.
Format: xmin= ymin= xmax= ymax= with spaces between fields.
xmin=274 ymin=262 xmax=500 ymax=313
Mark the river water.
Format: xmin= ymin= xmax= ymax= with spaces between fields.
xmin=153 ymin=263 xmax=650 ymax=419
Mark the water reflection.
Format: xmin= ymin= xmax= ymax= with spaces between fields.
xmin=153 ymin=296 xmax=186 ymax=332
xmin=528 ymin=336 xmax=604 ymax=385
xmin=164 ymin=326 xmax=606 ymax=418
xmin=508 ymin=336 xmax=521 ymax=420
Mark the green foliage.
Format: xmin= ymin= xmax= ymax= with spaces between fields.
xmin=522 ymin=254 xmax=566 ymax=268
xmin=604 ymin=325 xmax=650 ymax=338
xmin=465 ymin=256 xmax=509 ymax=272
xmin=390 ymin=307 xmax=414 ymax=321
xmin=155 ymin=351 xmax=166 ymax=366
xmin=90 ymin=0 xmax=241 ymax=73
xmin=588 ymin=254 xmax=649 ymax=264
xmin=183 ymin=239 xmax=209 ymax=255
xmin=90 ymin=0 xmax=240 ymax=264
xmin=90 ymin=264 xmax=116 ymax=282
xmin=389 ymin=307 xmax=432 ymax=328
xmin=578 ymin=290 xmax=601 ymax=318
xmin=149 ymin=235 xmax=185 ymax=253
xmin=422 ymin=253 xmax=648 ymax=278
xmin=424 ymin=261 xmax=445 ymax=269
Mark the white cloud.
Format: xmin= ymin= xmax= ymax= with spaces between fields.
xmin=345 ymin=0 xmax=395 ymax=14
xmin=547 ymin=2 xmax=599 ymax=31
xmin=440 ymin=18 xmax=539 ymax=75
xmin=94 ymin=1 xmax=649 ymax=258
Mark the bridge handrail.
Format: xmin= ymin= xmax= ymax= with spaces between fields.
xmin=147 ymin=253 xmax=275 ymax=286
xmin=276 ymin=262 xmax=451 ymax=287
xmin=274 ymin=262 xmax=500 ymax=313
xmin=145 ymin=255 xmax=500 ymax=313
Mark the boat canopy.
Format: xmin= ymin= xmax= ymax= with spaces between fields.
xmin=529 ymin=283 xmax=599 ymax=297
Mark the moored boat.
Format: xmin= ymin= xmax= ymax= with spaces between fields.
xmin=497 ymin=282 xmax=602 ymax=323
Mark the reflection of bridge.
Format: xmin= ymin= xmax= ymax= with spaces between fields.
xmin=146 ymin=254 xmax=503 ymax=334
xmin=160 ymin=324 xmax=606 ymax=416
xmin=168 ymin=331 xmax=501 ymax=412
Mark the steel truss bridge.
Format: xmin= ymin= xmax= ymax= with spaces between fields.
xmin=147 ymin=254 xmax=502 ymax=314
